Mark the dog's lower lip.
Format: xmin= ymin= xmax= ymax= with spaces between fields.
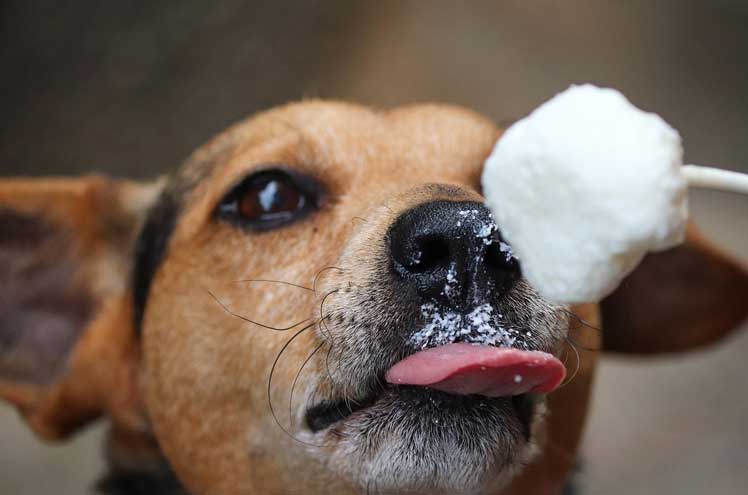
xmin=305 ymin=385 xmax=537 ymax=435
xmin=305 ymin=391 xmax=381 ymax=433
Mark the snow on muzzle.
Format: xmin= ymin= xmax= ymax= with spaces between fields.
xmin=385 ymin=343 xmax=566 ymax=397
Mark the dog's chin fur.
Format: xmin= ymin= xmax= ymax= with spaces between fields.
xmin=302 ymin=389 xmax=546 ymax=495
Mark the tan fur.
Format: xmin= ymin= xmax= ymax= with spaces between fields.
xmin=1 ymin=101 xmax=746 ymax=494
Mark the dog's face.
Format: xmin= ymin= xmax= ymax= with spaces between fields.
xmin=1 ymin=101 xmax=747 ymax=495
xmin=139 ymin=102 xmax=569 ymax=494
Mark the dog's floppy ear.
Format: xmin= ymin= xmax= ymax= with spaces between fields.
xmin=0 ymin=175 xmax=163 ymax=440
xmin=601 ymin=224 xmax=748 ymax=355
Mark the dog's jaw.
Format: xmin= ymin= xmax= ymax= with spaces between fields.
xmin=301 ymin=388 xmax=548 ymax=495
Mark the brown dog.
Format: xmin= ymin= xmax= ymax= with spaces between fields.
xmin=1 ymin=101 xmax=747 ymax=494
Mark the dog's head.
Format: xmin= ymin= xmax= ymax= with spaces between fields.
xmin=2 ymin=101 xmax=747 ymax=495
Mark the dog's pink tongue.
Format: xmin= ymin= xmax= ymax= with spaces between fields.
xmin=385 ymin=343 xmax=566 ymax=397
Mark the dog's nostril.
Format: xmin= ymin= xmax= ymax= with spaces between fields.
xmin=485 ymin=242 xmax=521 ymax=286
xmin=411 ymin=236 xmax=451 ymax=273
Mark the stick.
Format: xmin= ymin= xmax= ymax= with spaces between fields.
xmin=683 ymin=165 xmax=748 ymax=195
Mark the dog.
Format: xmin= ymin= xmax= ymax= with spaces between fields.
xmin=1 ymin=101 xmax=747 ymax=494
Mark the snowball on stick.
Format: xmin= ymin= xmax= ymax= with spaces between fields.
xmin=482 ymin=84 xmax=748 ymax=304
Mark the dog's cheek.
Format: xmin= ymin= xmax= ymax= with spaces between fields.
xmin=310 ymin=215 xmax=391 ymax=391
xmin=316 ymin=263 xmax=418 ymax=399
xmin=139 ymin=278 xmax=275 ymax=491
xmin=138 ymin=224 xmax=338 ymax=494
xmin=503 ymin=282 xmax=570 ymax=353
xmin=139 ymin=287 xmax=253 ymax=493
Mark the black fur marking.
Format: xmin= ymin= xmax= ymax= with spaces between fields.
xmin=131 ymin=142 xmax=229 ymax=336
xmin=131 ymin=190 xmax=180 ymax=335
xmin=96 ymin=467 xmax=185 ymax=495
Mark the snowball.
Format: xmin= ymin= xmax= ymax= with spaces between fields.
xmin=482 ymin=84 xmax=688 ymax=303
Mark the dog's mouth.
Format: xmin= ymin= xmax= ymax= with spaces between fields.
xmin=305 ymin=343 xmax=565 ymax=433
xmin=305 ymin=388 xmax=382 ymax=433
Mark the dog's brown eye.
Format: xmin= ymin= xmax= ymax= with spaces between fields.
xmin=239 ymin=176 xmax=303 ymax=220
xmin=217 ymin=168 xmax=320 ymax=230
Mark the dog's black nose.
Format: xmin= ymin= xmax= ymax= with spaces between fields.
xmin=388 ymin=200 xmax=520 ymax=307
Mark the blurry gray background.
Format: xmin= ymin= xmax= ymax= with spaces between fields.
xmin=1 ymin=1 xmax=747 ymax=493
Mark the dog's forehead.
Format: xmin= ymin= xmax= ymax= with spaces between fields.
xmin=179 ymin=101 xmax=500 ymax=187
xmin=166 ymin=101 xmax=500 ymax=234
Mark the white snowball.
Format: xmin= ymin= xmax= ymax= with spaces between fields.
xmin=482 ymin=84 xmax=688 ymax=303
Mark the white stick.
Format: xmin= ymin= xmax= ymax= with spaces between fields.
xmin=683 ymin=165 xmax=748 ymax=195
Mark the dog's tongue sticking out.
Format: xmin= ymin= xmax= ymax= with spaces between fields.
xmin=385 ymin=343 xmax=565 ymax=397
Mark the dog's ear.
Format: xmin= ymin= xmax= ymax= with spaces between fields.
xmin=601 ymin=224 xmax=748 ymax=355
xmin=0 ymin=175 xmax=164 ymax=440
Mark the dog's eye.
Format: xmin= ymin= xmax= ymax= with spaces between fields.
xmin=217 ymin=168 xmax=319 ymax=230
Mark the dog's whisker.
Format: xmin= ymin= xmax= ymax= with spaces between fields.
xmin=318 ymin=288 xmax=340 ymax=343
xmin=288 ymin=340 xmax=325 ymax=425
xmin=232 ymin=278 xmax=314 ymax=292
xmin=555 ymin=338 xmax=581 ymax=391
xmin=207 ymin=289 xmax=310 ymax=332
xmin=341 ymin=381 xmax=354 ymax=416
xmin=352 ymin=216 xmax=369 ymax=224
xmin=312 ymin=266 xmax=344 ymax=294
xmin=266 ymin=320 xmax=326 ymax=448
xmin=562 ymin=308 xmax=603 ymax=333
xmin=329 ymin=426 xmax=351 ymax=439
xmin=565 ymin=334 xmax=601 ymax=352
xmin=372 ymin=371 xmax=386 ymax=393
xmin=561 ymin=346 xmax=571 ymax=367
xmin=565 ymin=315 xmax=583 ymax=333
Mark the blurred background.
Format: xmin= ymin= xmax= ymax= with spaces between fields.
xmin=1 ymin=1 xmax=747 ymax=493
